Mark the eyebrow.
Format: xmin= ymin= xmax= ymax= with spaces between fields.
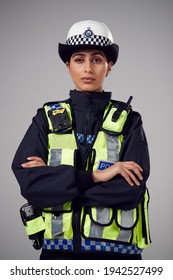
xmin=71 ymin=52 xmax=105 ymax=58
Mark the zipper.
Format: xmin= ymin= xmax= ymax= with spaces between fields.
xmin=84 ymin=92 xmax=91 ymax=147
xmin=72 ymin=93 xmax=91 ymax=253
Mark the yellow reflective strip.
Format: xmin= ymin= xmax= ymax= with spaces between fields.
xmin=91 ymin=207 xmax=97 ymax=221
xmin=25 ymin=216 xmax=45 ymax=236
xmin=135 ymin=203 xmax=146 ymax=248
xmin=102 ymin=223 xmax=120 ymax=240
xmin=102 ymin=101 xmax=112 ymax=119
xmin=135 ymin=191 xmax=150 ymax=249
xmin=102 ymin=209 xmax=120 ymax=240
xmin=44 ymin=105 xmax=54 ymax=131
xmin=62 ymin=212 xmax=73 ymax=239
xmin=118 ymin=135 xmax=124 ymax=153
xmin=144 ymin=189 xmax=150 ymax=245
xmin=44 ymin=213 xmax=52 ymax=239
xmin=93 ymin=132 xmax=107 ymax=171
xmin=93 ymin=131 xmax=107 ymax=149
xmin=82 ymin=214 xmax=91 ymax=238
xmin=117 ymin=210 xmax=121 ymax=225
xmin=48 ymin=132 xmax=76 ymax=149
xmin=61 ymin=149 xmax=74 ymax=165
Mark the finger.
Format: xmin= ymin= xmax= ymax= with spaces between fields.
xmin=124 ymin=161 xmax=143 ymax=172
xmin=121 ymin=167 xmax=141 ymax=186
xmin=124 ymin=162 xmax=143 ymax=180
xmin=21 ymin=161 xmax=37 ymax=168
xmin=21 ymin=162 xmax=32 ymax=168
xmin=121 ymin=169 xmax=134 ymax=186
xmin=27 ymin=156 xmax=43 ymax=162
xmin=125 ymin=169 xmax=141 ymax=186
xmin=133 ymin=167 xmax=143 ymax=180
xmin=21 ymin=159 xmax=45 ymax=168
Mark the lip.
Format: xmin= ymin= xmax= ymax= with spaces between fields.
xmin=81 ymin=77 xmax=95 ymax=83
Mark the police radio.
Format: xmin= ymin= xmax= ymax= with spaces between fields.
xmin=20 ymin=203 xmax=45 ymax=250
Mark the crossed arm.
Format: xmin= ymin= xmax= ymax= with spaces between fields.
xmin=21 ymin=156 xmax=143 ymax=187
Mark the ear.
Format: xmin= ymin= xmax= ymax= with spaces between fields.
xmin=66 ymin=62 xmax=71 ymax=74
xmin=106 ymin=61 xmax=113 ymax=77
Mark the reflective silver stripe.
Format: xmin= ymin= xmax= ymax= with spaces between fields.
xmin=52 ymin=214 xmax=64 ymax=238
xmin=106 ymin=134 xmax=119 ymax=162
xmin=49 ymin=149 xmax=61 ymax=166
xmin=116 ymin=210 xmax=133 ymax=242
xmin=51 ymin=205 xmax=65 ymax=238
xmin=89 ymin=207 xmax=110 ymax=238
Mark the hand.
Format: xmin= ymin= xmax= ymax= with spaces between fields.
xmin=92 ymin=161 xmax=143 ymax=186
xmin=21 ymin=156 xmax=46 ymax=168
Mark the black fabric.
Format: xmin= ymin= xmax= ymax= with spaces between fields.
xmin=75 ymin=170 xmax=96 ymax=192
xmin=12 ymin=90 xmax=150 ymax=210
xmin=40 ymin=250 xmax=142 ymax=260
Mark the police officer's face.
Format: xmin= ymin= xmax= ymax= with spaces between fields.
xmin=66 ymin=49 xmax=113 ymax=92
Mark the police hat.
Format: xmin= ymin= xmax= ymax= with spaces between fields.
xmin=58 ymin=20 xmax=119 ymax=65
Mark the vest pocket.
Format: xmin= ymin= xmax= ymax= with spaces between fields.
xmin=81 ymin=206 xmax=139 ymax=245
xmin=43 ymin=202 xmax=73 ymax=240
xmin=81 ymin=206 xmax=120 ymax=241
xmin=115 ymin=209 xmax=138 ymax=243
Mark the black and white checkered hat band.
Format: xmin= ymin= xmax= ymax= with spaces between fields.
xmin=66 ymin=34 xmax=112 ymax=47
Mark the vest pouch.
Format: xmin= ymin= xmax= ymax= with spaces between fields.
xmin=81 ymin=206 xmax=120 ymax=241
xmin=102 ymin=108 xmax=128 ymax=134
xmin=45 ymin=102 xmax=73 ymax=133
xmin=115 ymin=208 xmax=138 ymax=244
xmin=43 ymin=201 xmax=73 ymax=240
xmin=47 ymin=132 xmax=77 ymax=167
xmin=135 ymin=189 xmax=151 ymax=248
xmin=20 ymin=203 xmax=45 ymax=250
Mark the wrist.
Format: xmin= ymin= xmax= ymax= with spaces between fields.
xmin=92 ymin=171 xmax=101 ymax=183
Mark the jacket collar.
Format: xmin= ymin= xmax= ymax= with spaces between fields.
xmin=69 ymin=90 xmax=112 ymax=115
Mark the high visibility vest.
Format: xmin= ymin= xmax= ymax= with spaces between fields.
xmin=24 ymin=100 xmax=151 ymax=253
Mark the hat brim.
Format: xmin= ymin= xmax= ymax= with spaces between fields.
xmin=58 ymin=43 xmax=119 ymax=65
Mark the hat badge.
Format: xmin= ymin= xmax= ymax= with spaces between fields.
xmin=84 ymin=27 xmax=94 ymax=38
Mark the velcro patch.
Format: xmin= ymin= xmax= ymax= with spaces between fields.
xmin=97 ymin=160 xmax=114 ymax=170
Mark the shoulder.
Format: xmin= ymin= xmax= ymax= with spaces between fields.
xmin=110 ymin=96 xmax=143 ymax=135
xmin=34 ymin=98 xmax=71 ymax=121
xmin=43 ymin=98 xmax=71 ymax=108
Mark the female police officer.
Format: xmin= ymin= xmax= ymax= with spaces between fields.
xmin=12 ymin=20 xmax=151 ymax=260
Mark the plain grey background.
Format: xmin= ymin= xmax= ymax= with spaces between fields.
xmin=1 ymin=0 xmax=172 ymax=260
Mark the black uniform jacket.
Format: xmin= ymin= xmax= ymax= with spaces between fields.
xmin=12 ymin=90 xmax=150 ymax=210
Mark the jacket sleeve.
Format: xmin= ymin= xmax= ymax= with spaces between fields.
xmin=11 ymin=108 xmax=94 ymax=209
xmin=78 ymin=112 xmax=150 ymax=210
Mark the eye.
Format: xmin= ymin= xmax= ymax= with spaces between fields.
xmin=74 ymin=57 xmax=84 ymax=63
xmin=92 ymin=57 xmax=102 ymax=63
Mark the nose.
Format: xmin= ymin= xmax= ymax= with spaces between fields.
xmin=84 ymin=60 xmax=92 ymax=73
